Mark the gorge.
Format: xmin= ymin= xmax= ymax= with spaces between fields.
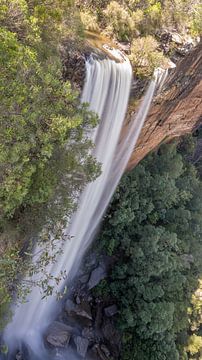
xmin=1 ymin=46 xmax=169 ymax=359
xmin=0 ymin=1 xmax=201 ymax=359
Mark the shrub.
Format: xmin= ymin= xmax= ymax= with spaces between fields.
xmin=80 ymin=10 xmax=100 ymax=32
xmin=129 ymin=35 xmax=167 ymax=77
xmin=103 ymin=1 xmax=135 ymax=41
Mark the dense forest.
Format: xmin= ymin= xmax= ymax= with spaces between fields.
xmin=0 ymin=0 xmax=201 ymax=359
xmin=95 ymin=135 xmax=202 ymax=360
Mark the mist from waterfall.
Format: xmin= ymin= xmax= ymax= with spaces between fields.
xmin=1 ymin=55 xmax=166 ymax=360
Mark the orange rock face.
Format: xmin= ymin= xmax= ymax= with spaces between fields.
xmin=128 ymin=41 xmax=202 ymax=170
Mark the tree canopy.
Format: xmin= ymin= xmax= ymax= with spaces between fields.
xmin=76 ymin=0 xmax=202 ymax=76
xmin=95 ymin=137 xmax=202 ymax=360
xmin=0 ymin=0 xmax=99 ymax=328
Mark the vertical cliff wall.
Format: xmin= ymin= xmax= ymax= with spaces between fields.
xmin=128 ymin=41 xmax=202 ymax=169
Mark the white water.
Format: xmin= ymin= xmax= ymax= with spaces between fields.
xmin=2 ymin=56 xmax=166 ymax=359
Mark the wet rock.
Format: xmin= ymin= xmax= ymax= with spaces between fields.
xmin=85 ymin=252 xmax=98 ymax=270
xmin=88 ymin=264 xmax=107 ymax=289
xmin=79 ymin=273 xmax=90 ymax=284
xmin=45 ymin=321 xmax=73 ymax=348
xmin=104 ymin=305 xmax=118 ymax=317
xmin=16 ymin=352 xmax=23 ymax=360
xmin=95 ymin=303 xmax=103 ymax=331
xmin=74 ymin=301 xmax=92 ymax=320
xmin=73 ymin=336 xmax=89 ymax=358
xmin=75 ymin=295 xmax=81 ymax=304
xmin=82 ymin=327 xmax=96 ymax=342
xmin=90 ymin=344 xmax=112 ymax=360
xmin=65 ymin=299 xmax=76 ymax=316
xmin=100 ymin=344 xmax=111 ymax=357
xmin=65 ymin=299 xmax=93 ymax=326
xmin=102 ymin=319 xmax=121 ymax=356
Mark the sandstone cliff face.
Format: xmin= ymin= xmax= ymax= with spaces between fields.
xmin=128 ymin=41 xmax=202 ymax=169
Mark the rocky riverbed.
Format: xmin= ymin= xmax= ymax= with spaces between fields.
xmin=43 ymin=253 xmax=120 ymax=360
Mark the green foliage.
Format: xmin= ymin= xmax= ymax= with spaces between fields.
xmin=0 ymin=0 xmax=99 ymax=221
xmin=186 ymin=335 xmax=202 ymax=356
xmin=77 ymin=0 xmax=202 ymax=38
xmin=77 ymin=0 xmax=201 ymax=77
xmin=185 ymin=279 xmax=202 ymax=359
xmin=189 ymin=4 xmax=202 ymax=37
xmin=103 ymin=1 xmax=135 ymax=41
xmin=96 ymin=137 xmax=202 ymax=359
xmin=129 ymin=35 xmax=167 ymax=77
xmin=0 ymin=230 xmax=20 ymax=330
xmin=80 ymin=10 xmax=100 ymax=32
xmin=0 ymin=0 xmax=100 ymax=327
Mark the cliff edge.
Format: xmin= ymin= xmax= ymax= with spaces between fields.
xmin=128 ymin=41 xmax=202 ymax=169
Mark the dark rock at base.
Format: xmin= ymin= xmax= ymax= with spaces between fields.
xmin=88 ymin=265 xmax=106 ymax=290
xmin=104 ymin=305 xmax=118 ymax=318
xmin=73 ymin=336 xmax=89 ymax=358
xmin=89 ymin=344 xmax=112 ymax=360
xmin=75 ymin=295 xmax=81 ymax=304
xmin=102 ymin=319 xmax=121 ymax=344
xmin=100 ymin=344 xmax=111 ymax=358
xmin=95 ymin=303 xmax=103 ymax=331
xmin=79 ymin=273 xmax=90 ymax=284
xmin=15 ymin=352 xmax=23 ymax=360
xmin=65 ymin=299 xmax=76 ymax=316
xmin=74 ymin=301 xmax=93 ymax=321
xmin=45 ymin=321 xmax=73 ymax=348
xmin=65 ymin=299 xmax=93 ymax=326
xmin=82 ymin=327 xmax=96 ymax=342
xmin=101 ymin=319 xmax=121 ymax=357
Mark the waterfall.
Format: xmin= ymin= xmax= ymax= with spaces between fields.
xmin=1 ymin=55 xmax=166 ymax=359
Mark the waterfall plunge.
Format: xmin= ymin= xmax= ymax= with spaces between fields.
xmin=2 ymin=56 xmax=166 ymax=359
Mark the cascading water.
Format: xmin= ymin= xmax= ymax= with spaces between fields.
xmin=1 ymin=53 xmax=167 ymax=360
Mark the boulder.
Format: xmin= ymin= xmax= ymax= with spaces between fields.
xmin=82 ymin=327 xmax=95 ymax=342
xmin=171 ymin=32 xmax=183 ymax=45
xmin=102 ymin=319 xmax=121 ymax=356
xmin=100 ymin=344 xmax=111 ymax=358
xmin=65 ymin=299 xmax=76 ymax=316
xmin=15 ymin=352 xmax=23 ymax=360
xmin=45 ymin=321 xmax=73 ymax=348
xmin=104 ymin=305 xmax=118 ymax=317
xmin=90 ymin=344 xmax=112 ymax=360
xmin=75 ymin=295 xmax=81 ymax=304
xmin=79 ymin=273 xmax=90 ymax=284
xmin=73 ymin=336 xmax=89 ymax=358
xmin=75 ymin=301 xmax=92 ymax=320
xmin=88 ymin=264 xmax=106 ymax=289
xmin=65 ymin=299 xmax=93 ymax=326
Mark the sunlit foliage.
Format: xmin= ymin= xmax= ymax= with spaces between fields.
xmin=0 ymin=0 xmax=100 ymax=326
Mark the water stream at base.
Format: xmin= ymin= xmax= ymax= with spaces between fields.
xmin=1 ymin=55 xmax=167 ymax=360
